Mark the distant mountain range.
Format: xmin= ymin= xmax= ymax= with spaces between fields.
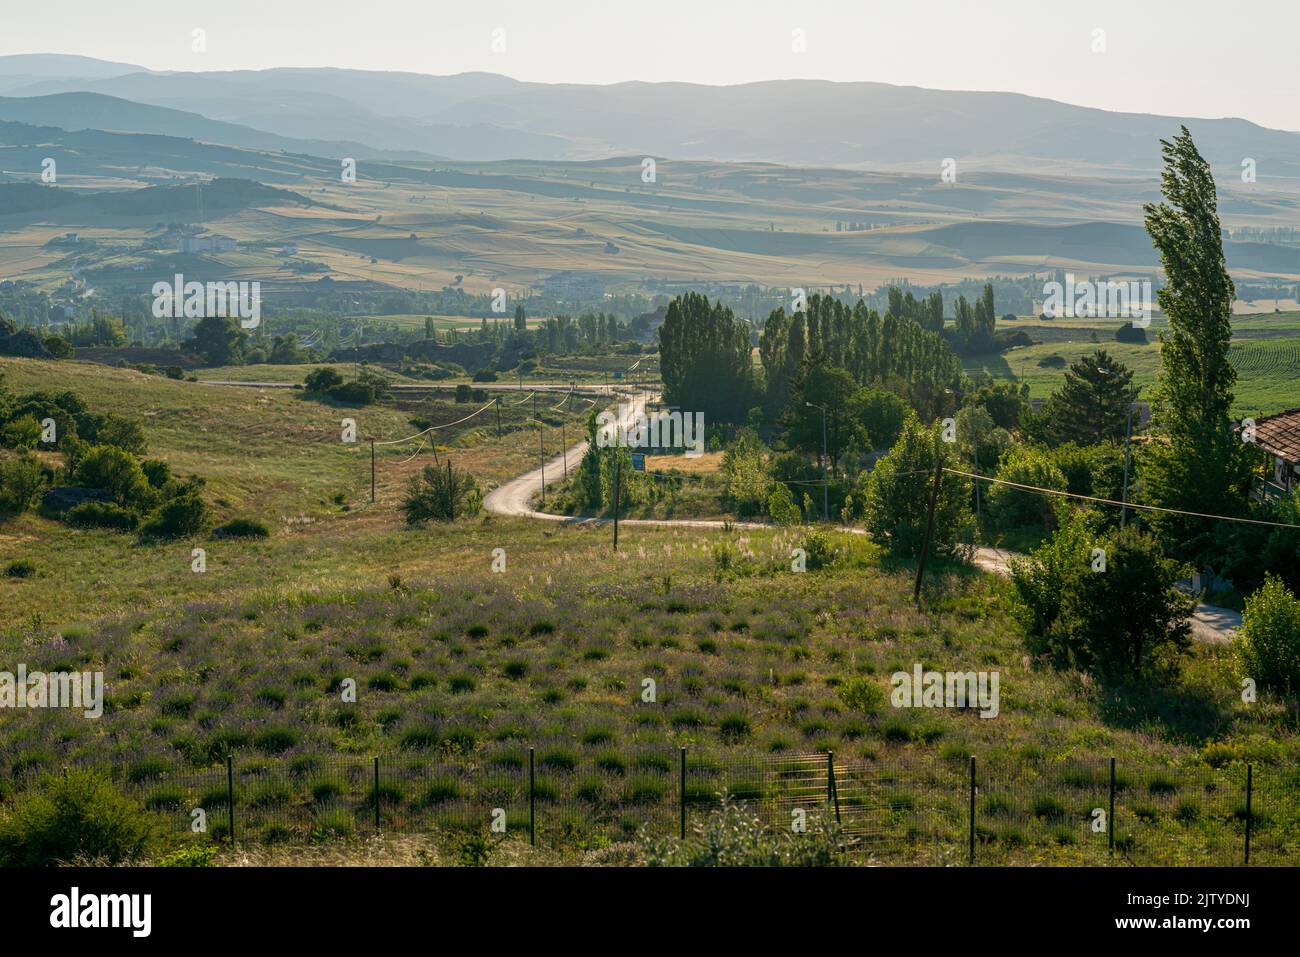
xmin=2 ymin=54 xmax=1299 ymax=172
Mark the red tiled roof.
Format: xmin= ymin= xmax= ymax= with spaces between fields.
xmin=1253 ymin=408 xmax=1300 ymax=462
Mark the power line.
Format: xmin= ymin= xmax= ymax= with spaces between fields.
xmin=372 ymin=399 xmax=496 ymax=446
xmin=942 ymin=467 xmax=1300 ymax=531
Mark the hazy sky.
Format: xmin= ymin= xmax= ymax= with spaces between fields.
xmin=5 ymin=0 xmax=1299 ymax=130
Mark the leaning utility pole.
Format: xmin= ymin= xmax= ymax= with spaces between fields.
xmin=913 ymin=460 xmax=943 ymax=604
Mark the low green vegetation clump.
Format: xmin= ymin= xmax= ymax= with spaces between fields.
xmin=0 ymin=376 xmax=211 ymax=539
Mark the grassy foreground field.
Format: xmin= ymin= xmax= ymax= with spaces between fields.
xmin=0 ymin=357 xmax=1297 ymax=865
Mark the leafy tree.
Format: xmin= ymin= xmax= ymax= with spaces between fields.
xmin=187 ymin=316 xmax=247 ymax=366
xmin=767 ymin=483 xmax=802 ymax=525
xmin=269 ymin=334 xmax=309 ymax=364
xmin=514 ymin=304 xmax=527 ymax=332
xmin=1033 ymin=350 xmax=1134 ymax=446
xmin=789 ymin=364 xmax=857 ymax=469
xmin=967 ymin=380 xmax=1029 ymax=431
xmin=1141 ymin=127 xmax=1253 ymax=561
xmin=721 ymin=429 xmax=772 ymax=517
xmin=402 ymin=462 xmax=483 ymax=523
xmin=849 ymin=388 xmax=907 ymax=450
xmin=861 ymin=415 xmax=973 ymax=559
xmin=42 ymin=335 xmax=73 ymax=359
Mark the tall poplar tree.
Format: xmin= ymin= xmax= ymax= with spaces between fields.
xmin=1141 ymin=127 xmax=1252 ymax=561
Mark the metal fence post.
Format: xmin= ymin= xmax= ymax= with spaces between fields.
xmin=529 ymin=746 xmax=536 ymax=847
xmin=226 ymin=753 xmax=235 ymax=847
xmin=1244 ymin=763 xmax=1253 ymax=866
xmin=968 ymin=755 xmax=976 ymax=866
xmin=1108 ymin=757 xmax=1115 ymax=857
xmin=373 ymin=756 xmax=381 ymax=835
xmin=826 ymin=751 xmax=841 ymax=823
xmin=679 ymin=747 xmax=687 ymax=840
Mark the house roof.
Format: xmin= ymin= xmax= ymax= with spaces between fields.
xmin=1252 ymin=408 xmax=1300 ymax=462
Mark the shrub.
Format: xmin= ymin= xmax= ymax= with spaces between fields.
xmin=642 ymin=796 xmax=849 ymax=866
xmin=987 ymin=445 xmax=1067 ymax=530
xmin=1236 ymin=575 xmax=1300 ymax=694
xmin=140 ymin=491 xmax=211 ymax=539
xmin=0 ymin=455 xmax=46 ymax=515
xmin=91 ymin=415 xmax=148 ymax=455
xmin=327 ymin=381 xmax=377 ymax=405
xmin=837 ymin=676 xmax=886 ymax=714
xmin=1 ymin=414 xmax=42 ymax=449
xmin=0 ymin=770 xmax=158 ymax=866
xmin=141 ymin=459 xmax=173 ymax=489
xmin=4 ymin=558 xmax=36 ymax=578
xmin=74 ymin=445 xmax=153 ymax=508
xmin=767 ymin=483 xmax=802 ymax=526
xmin=157 ymin=844 xmax=217 ymax=867
xmin=402 ymin=463 xmax=482 ymax=523
xmin=215 ymin=517 xmax=270 ymax=539
xmin=798 ymin=529 xmax=839 ymax=570
xmin=303 ymin=367 xmax=344 ymax=393
xmin=1015 ymin=520 xmax=1194 ymax=677
xmin=67 ymin=500 xmax=140 ymax=531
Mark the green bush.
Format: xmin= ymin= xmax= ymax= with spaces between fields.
xmin=67 ymin=500 xmax=140 ymax=531
xmin=4 ymin=558 xmax=36 ymax=578
xmin=642 ymin=796 xmax=849 ymax=866
xmin=767 ymin=483 xmax=802 ymax=526
xmin=303 ymin=367 xmax=344 ymax=393
xmin=0 ymin=455 xmax=46 ymax=515
xmin=1236 ymin=575 xmax=1300 ymax=694
xmin=215 ymin=517 xmax=270 ymax=538
xmin=141 ymin=490 xmax=211 ymax=539
xmin=157 ymin=843 xmax=217 ymax=867
xmin=74 ymin=445 xmax=154 ymax=508
xmin=0 ymin=770 xmax=158 ymax=866
xmin=1 ymin=414 xmax=42 ymax=450
xmin=1014 ymin=519 xmax=1195 ymax=677
xmin=837 ymin=676 xmax=886 ymax=713
xmin=326 ymin=381 xmax=374 ymax=405
xmin=798 ymin=529 xmax=839 ymax=570
xmin=987 ymin=445 xmax=1067 ymax=531
xmin=402 ymin=463 xmax=483 ymax=523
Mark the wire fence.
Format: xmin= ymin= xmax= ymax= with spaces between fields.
xmin=4 ymin=750 xmax=1295 ymax=864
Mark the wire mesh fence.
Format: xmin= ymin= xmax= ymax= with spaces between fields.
xmin=3 ymin=749 xmax=1294 ymax=864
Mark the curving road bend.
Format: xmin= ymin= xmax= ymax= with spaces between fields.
xmin=483 ymin=392 xmax=1238 ymax=641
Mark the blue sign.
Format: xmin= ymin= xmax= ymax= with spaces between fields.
xmin=631 ymin=453 xmax=645 ymax=472
xmin=613 ymin=370 xmax=623 ymax=380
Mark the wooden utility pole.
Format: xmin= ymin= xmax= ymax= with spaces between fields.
xmin=446 ymin=459 xmax=454 ymax=521
xmin=912 ymin=460 xmax=943 ymax=604
xmin=369 ymin=438 xmax=376 ymax=503
xmin=538 ymin=421 xmax=546 ymax=507
xmin=495 ymin=396 xmax=501 ymax=436
xmin=612 ymin=457 xmax=621 ymax=550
